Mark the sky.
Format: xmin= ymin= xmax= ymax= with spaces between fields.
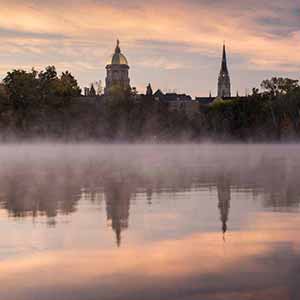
xmin=0 ymin=0 xmax=299 ymax=97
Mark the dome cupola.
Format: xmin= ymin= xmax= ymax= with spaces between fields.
xmin=108 ymin=40 xmax=128 ymax=66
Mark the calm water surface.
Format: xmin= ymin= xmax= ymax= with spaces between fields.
xmin=0 ymin=144 xmax=300 ymax=300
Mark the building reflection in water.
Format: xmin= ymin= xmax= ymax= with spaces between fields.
xmin=216 ymin=175 xmax=231 ymax=240
xmin=1 ymin=146 xmax=300 ymax=299
xmin=2 ymin=148 xmax=300 ymax=249
xmin=104 ymin=180 xmax=132 ymax=247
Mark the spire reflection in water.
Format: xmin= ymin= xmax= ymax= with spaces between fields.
xmin=0 ymin=144 xmax=299 ymax=300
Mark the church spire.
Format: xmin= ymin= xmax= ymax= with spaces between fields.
xmin=221 ymin=42 xmax=229 ymax=74
xmin=217 ymin=42 xmax=231 ymax=98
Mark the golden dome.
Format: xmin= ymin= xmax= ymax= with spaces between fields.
xmin=107 ymin=40 xmax=128 ymax=66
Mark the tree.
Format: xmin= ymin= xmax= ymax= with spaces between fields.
xmin=3 ymin=69 xmax=40 ymax=132
xmin=95 ymin=81 xmax=103 ymax=95
xmin=39 ymin=66 xmax=57 ymax=83
xmin=3 ymin=69 xmax=40 ymax=110
xmin=261 ymin=77 xmax=299 ymax=96
xmin=57 ymin=71 xmax=81 ymax=97
xmin=38 ymin=66 xmax=60 ymax=100
xmin=252 ymin=88 xmax=259 ymax=96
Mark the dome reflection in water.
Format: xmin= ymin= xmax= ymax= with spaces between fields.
xmin=0 ymin=144 xmax=299 ymax=300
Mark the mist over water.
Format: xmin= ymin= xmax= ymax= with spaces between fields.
xmin=0 ymin=143 xmax=300 ymax=300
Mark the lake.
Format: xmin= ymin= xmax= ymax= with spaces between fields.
xmin=0 ymin=144 xmax=299 ymax=300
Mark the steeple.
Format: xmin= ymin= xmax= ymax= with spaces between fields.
xmin=217 ymin=42 xmax=231 ymax=98
xmin=146 ymin=83 xmax=153 ymax=96
xmin=221 ymin=43 xmax=228 ymax=74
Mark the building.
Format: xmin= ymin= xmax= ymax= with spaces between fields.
xmin=150 ymin=43 xmax=233 ymax=110
xmin=104 ymin=40 xmax=130 ymax=95
xmin=151 ymin=89 xmax=199 ymax=116
xmin=79 ymin=40 xmax=234 ymax=115
xmin=217 ymin=43 xmax=231 ymax=98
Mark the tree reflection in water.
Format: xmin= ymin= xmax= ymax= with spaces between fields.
xmin=0 ymin=145 xmax=299 ymax=247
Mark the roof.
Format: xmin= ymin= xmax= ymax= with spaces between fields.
xmin=196 ymin=97 xmax=215 ymax=105
xmin=153 ymin=90 xmax=192 ymax=102
xmin=107 ymin=40 xmax=129 ymax=66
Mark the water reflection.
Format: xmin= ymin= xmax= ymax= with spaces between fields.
xmin=0 ymin=164 xmax=79 ymax=219
xmin=104 ymin=180 xmax=132 ymax=246
xmin=0 ymin=145 xmax=299 ymax=243
xmin=0 ymin=144 xmax=299 ymax=299
xmin=217 ymin=174 xmax=231 ymax=239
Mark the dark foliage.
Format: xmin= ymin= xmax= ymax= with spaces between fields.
xmin=0 ymin=68 xmax=300 ymax=142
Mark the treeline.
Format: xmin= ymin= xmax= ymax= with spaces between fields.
xmin=0 ymin=66 xmax=299 ymax=141
xmin=0 ymin=66 xmax=82 ymax=140
xmin=201 ymin=78 xmax=300 ymax=141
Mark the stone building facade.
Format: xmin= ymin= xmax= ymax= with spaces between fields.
xmin=104 ymin=40 xmax=130 ymax=95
